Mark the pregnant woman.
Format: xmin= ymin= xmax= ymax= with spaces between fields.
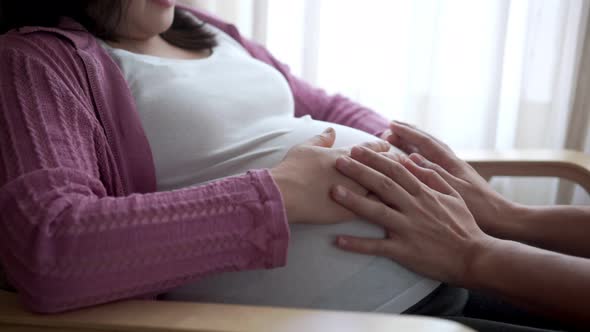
xmin=0 ymin=0 xmax=438 ymax=313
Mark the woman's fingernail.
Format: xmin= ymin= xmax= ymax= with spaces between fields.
xmin=323 ymin=127 xmax=334 ymax=134
xmin=337 ymin=237 xmax=348 ymax=246
xmin=333 ymin=186 xmax=348 ymax=200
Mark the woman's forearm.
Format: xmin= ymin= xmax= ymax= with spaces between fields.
xmin=469 ymin=238 xmax=590 ymax=324
xmin=494 ymin=204 xmax=590 ymax=258
xmin=1 ymin=169 xmax=289 ymax=313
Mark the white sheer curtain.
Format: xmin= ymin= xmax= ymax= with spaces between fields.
xmin=181 ymin=0 xmax=590 ymax=205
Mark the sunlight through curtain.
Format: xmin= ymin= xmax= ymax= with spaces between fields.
xmin=181 ymin=0 xmax=590 ymax=205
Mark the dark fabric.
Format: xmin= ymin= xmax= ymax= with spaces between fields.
xmin=404 ymin=284 xmax=469 ymax=316
xmin=0 ymin=266 xmax=15 ymax=292
xmin=462 ymin=291 xmax=572 ymax=331
xmin=405 ymin=285 xmax=578 ymax=332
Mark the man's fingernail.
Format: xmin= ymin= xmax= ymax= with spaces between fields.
xmin=336 ymin=157 xmax=351 ymax=170
xmin=337 ymin=237 xmax=349 ymax=246
xmin=334 ymin=186 xmax=348 ymax=199
xmin=351 ymin=146 xmax=365 ymax=156
xmin=393 ymin=120 xmax=413 ymax=128
xmin=412 ymin=154 xmax=426 ymax=165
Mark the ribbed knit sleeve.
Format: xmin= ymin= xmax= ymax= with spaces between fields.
xmin=0 ymin=48 xmax=290 ymax=313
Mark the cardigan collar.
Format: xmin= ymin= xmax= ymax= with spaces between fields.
xmin=16 ymin=17 xmax=92 ymax=49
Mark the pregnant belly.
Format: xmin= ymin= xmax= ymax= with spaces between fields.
xmin=163 ymin=117 xmax=440 ymax=313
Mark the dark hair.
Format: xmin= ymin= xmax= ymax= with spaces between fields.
xmin=0 ymin=0 xmax=217 ymax=51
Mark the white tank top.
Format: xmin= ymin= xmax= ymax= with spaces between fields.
xmin=102 ymin=23 xmax=438 ymax=313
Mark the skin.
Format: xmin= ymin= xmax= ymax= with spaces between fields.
xmin=100 ymin=0 xmax=392 ymax=225
xmin=271 ymin=129 xmax=391 ymax=224
xmin=386 ymin=121 xmax=590 ymax=257
xmin=330 ymin=121 xmax=590 ymax=324
xmin=92 ymin=2 xmax=590 ymax=321
xmin=106 ymin=0 xmax=211 ymax=59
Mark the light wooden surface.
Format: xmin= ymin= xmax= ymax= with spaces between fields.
xmin=461 ymin=149 xmax=590 ymax=193
xmin=0 ymin=291 xmax=472 ymax=332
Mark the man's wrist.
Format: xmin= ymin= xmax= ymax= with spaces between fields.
xmin=464 ymin=235 xmax=511 ymax=290
xmin=491 ymin=201 xmax=534 ymax=241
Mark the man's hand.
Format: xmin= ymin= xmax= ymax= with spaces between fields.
xmin=331 ymin=146 xmax=494 ymax=285
xmin=383 ymin=121 xmax=517 ymax=237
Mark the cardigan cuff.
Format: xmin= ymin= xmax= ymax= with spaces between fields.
xmin=248 ymin=169 xmax=291 ymax=268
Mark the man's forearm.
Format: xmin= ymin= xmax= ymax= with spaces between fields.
xmin=494 ymin=205 xmax=590 ymax=258
xmin=469 ymin=238 xmax=590 ymax=324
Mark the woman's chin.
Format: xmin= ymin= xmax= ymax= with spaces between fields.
xmin=149 ymin=0 xmax=176 ymax=9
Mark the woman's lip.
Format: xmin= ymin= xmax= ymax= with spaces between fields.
xmin=151 ymin=0 xmax=176 ymax=8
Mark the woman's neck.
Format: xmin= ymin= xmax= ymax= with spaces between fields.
xmin=107 ymin=34 xmax=167 ymax=56
xmin=107 ymin=34 xmax=212 ymax=60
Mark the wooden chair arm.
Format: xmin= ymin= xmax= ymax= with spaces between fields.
xmin=0 ymin=291 xmax=472 ymax=332
xmin=459 ymin=149 xmax=590 ymax=193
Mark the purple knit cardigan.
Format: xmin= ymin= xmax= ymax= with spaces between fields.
xmin=0 ymin=7 xmax=390 ymax=313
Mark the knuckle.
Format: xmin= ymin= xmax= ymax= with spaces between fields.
xmin=375 ymin=241 xmax=390 ymax=256
xmin=384 ymin=161 xmax=403 ymax=177
xmin=371 ymin=203 xmax=390 ymax=221
xmin=377 ymin=177 xmax=395 ymax=193
xmin=412 ymin=184 xmax=426 ymax=198
xmin=431 ymin=163 xmax=445 ymax=174
xmin=380 ymin=152 xmax=397 ymax=160
xmin=378 ymin=204 xmax=391 ymax=216
xmin=424 ymin=168 xmax=438 ymax=178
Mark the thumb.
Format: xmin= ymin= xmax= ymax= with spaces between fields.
xmin=303 ymin=127 xmax=336 ymax=148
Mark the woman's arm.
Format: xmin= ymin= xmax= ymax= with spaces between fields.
xmin=387 ymin=121 xmax=590 ymax=258
xmin=184 ymin=6 xmax=392 ymax=137
xmin=0 ymin=45 xmax=390 ymax=313
xmin=330 ymin=146 xmax=590 ymax=324
xmin=0 ymin=48 xmax=290 ymax=313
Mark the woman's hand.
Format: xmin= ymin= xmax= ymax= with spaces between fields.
xmin=271 ymin=128 xmax=391 ymax=224
xmin=384 ymin=121 xmax=517 ymax=237
xmin=331 ymin=146 xmax=494 ymax=285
